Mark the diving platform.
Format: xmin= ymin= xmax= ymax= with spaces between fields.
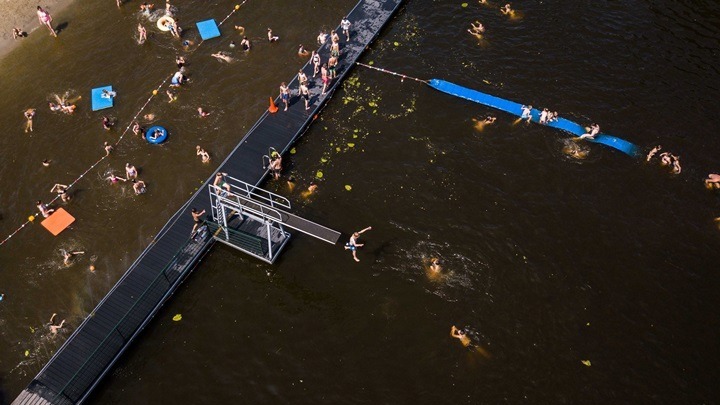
xmin=13 ymin=0 xmax=404 ymax=403
xmin=208 ymin=175 xmax=339 ymax=263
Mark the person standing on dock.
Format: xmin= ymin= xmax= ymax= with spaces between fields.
xmin=311 ymin=51 xmax=321 ymax=77
xmin=36 ymin=6 xmax=57 ymax=37
xmin=320 ymin=64 xmax=330 ymax=95
xmin=279 ymin=82 xmax=290 ymax=111
xmin=190 ymin=208 xmax=206 ymax=236
xmin=340 ymin=17 xmax=352 ymax=41
xmin=299 ymin=82 xmax=311 ymax=110
xmin=345 ymin=226 xmax=372 ymax=262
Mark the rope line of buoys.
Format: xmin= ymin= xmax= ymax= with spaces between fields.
xmin=0 ymin=4 xmax=245 ymax=248
xmin=355 ymin=62 xmax=428 ymax=84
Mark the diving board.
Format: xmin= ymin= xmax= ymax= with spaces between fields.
xmin=91 ymin=85 xmax=114 ymax=111
xmin=428 ymin=79 xmax=641 ymax=157
xmin=196 ymin=19 xmax=221 ymax=40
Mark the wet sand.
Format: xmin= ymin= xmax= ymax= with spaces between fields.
xmin=0 ymin=0 xmax=76 ymax=59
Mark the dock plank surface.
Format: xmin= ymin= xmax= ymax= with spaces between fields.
xmin=13 ymin=0 xmax=403 ymax=403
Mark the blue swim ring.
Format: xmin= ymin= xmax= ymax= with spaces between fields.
xmin=145 ymin=126 xmax=168 ymax=144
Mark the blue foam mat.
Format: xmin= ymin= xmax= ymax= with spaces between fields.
xmin=428 ymin=79 xmax=641 ymax=157
xmin=91 ymin=86 xmax=114 ymax=111
xmin=196 ymin=19 xmax=220 ymax=40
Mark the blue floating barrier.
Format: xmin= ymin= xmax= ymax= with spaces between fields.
xmin=196 ymin=19 xmax=221 ymax=40
xmin=145 ymin=126 xmax=168 ymax=144
xmin=427 ymin=79 xmax=641 ymax=157
xmin=91 ymin=86 xmax=114 ymax=111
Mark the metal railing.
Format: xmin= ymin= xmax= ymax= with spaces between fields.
xmin=51 ymin=229 xmax=210 ymax=403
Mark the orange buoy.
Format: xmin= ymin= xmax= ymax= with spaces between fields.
xmin=268 ymin=97 xmax=279 ymax=113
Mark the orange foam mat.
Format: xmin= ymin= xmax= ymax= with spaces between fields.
xmin=41 ymin=208 xmax=75 ymax=236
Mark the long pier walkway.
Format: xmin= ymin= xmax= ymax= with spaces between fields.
xmin=12 ymin=0 xmax=404 ymax=403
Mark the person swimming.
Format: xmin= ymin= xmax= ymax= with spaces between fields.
xmin=211 ymin=52 xmax=234 ymax=63
xmin=132 ymin=179 xmax=147 ymax=195
xmin=125 ymin=163 xmax=138 ymax=179
xmin=106 ymin=173 xmax=127 ymax=184
xmin=196 ymin=145 xmax=210 ymax=163
xmin=705 ymin=173 xmax=720 ymax=189
xmin=267 ymin=28 xmax=279 ymax=42
xmin=298 ymin=44 xmax=309 ymax=57
xmin=562 ymin=139 xmax=589 ymax=160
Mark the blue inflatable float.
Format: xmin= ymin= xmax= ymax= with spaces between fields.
xmin=145 ymin=126 xmax=168 ymax=144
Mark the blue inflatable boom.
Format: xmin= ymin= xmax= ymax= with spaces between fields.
xmin=427 ymin=79 xmax=641 ymax=157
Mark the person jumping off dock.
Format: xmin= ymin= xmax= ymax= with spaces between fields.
xmin=345 ymin=226 xmax=372 ymax=262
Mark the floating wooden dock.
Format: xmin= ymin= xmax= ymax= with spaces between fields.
xmin=12 ymin=0 xmax=404 ymax=403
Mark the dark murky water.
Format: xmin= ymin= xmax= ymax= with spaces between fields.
xmin=1 ymin=0 xmax=719 ymax=403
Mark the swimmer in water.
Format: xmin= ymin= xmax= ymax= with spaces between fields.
xmin=197 ymin=107 xmax=210 ymax=117
xmin=102 ymin=116 xmax=113 ymax=131
xmin=705 ymin=173 xmax=720 ymax=189
xmin=43 ymin=159 xmax=51 ymax=167
xmin=48 ymin=313 xmax=65 ymax=334
xmin=501 ymin=3 xmax=514 ymax=16
xmin=175 ymin=55 xmax=185 ymax=69
xmin=267 ymin=28 xmax=279 ymax=42
xmin=450 ymin=326 xmax=472 ymax=347
xmin=24 ymin=108 xmax=36 ymax=132
xmin=472 ymin=116 xmax=496 ymax=131
xmin=211 ymin=52 xmax=234 ymax=63
xmin=132 ymin=179 xmax=147 ymax=195
xmin=562 ymin=139 xmax=589 ymax=160
xmin=646 ymin=145 xmax=662 ymax=162
xmin=345 ymin=226 xmax=372 ymax=262
xmin=234 ymin=25 xmax=245 ymax=34
xmin=50 ymin=183 xmax=71 ymax=202
xmin=61 ymin=250 xmax=84 ymax=265
xmin=106 ymin=173 xmax=126 ymax=184
xmin=166 ymin=90 xmax=177 ymax=103
xmin=240 ymin=36 xmax=251 ymax=51
xmin=132 ymin=121 xmax=142 ymax=135
xmin=13 ymin=27 xmax=24 ymax=39
xmin=468 ymin=21 xmax=485 ymax=34
xmin=36 ymin=200 xmax=54 ymax=218
xmin=430 ymin=258 xmax=442 ymax=272
xmin=301 ymin=181 xmax=318 ymax=198
xmin=104 ymin=142 xmax=113 ymax=156
xmin=137 ymin=24 xmax=147 ymax=44
xmin=286 ymin=175 xmax=296 ymax=192
xmin=577 ymin=123 xmax=600 ymax=140
xmin=672 ymin=156 xmax=682 ymax=174
xmin=298 ymin=44 xmax=309 ymax=57
xmin=196 ymin=145 xmax=211 ymax=163
xmin=143 ymin=113 xmax=156 ymax=121
xmin=125 ymin=163 xmax=138 ymax=180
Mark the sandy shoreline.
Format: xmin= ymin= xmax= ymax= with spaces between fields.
xmin=0 ymin=0 xmax=76 ymax=59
